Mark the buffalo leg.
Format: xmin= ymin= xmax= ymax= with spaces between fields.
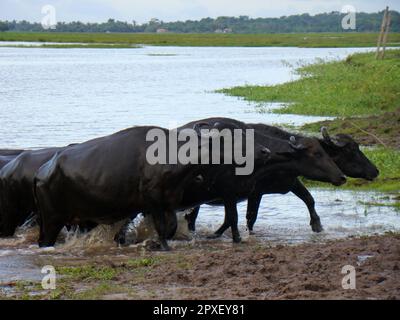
xmin=208 ymin=216 xmax=229 ymax=239
xmin=35 ymin=183 xmax=64 ymax=247
xmin=186 ymin=206 xmax=200 ymax=232
xmin=152 ymin=209 xmax=177 ymax=251
xmin=78 ymin=221 xmax=98 ymax=233
xmin=291 ymin=179 xmax=323 ymax=233
xmin=246 ymin=193 xmax=262 ymax=234
xmin=38 ymin=218 xmax=64 ymax=247
xmin=210 ymin=199 xmax=241 ymax=243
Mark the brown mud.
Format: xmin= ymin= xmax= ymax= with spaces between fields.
xmin=1 ymin=233 xmax=399 ymax=300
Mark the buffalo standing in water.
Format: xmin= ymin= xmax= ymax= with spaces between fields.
xmin=34 ymin=124 xmax=271 ymax=250
xmin=0 ymin=148 xmax=66 ymax=236
xmin=186 ymin=125 xmax=378 ymax=234
xmin=0 ymin=149 xmax=25 ymax=169
xmin=116 ymin=118 xmax=346 ymax=244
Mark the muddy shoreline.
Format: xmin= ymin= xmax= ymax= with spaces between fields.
xmin=1 ymin=233 xmax=399 ymax=300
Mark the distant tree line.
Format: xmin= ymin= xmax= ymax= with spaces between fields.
xmin=0 ymin=11 xmax=399 ymax=33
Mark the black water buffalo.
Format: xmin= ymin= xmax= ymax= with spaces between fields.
xmin=243 ymin=124 xmax=379 ymax=233
xmin=0 ymin=149 xmax=25 ymax=157
xmin=182 ymin=118 xmax=346 ymax=242
xmin=34 ymin=125 xmax=270 ymax=250
xmin=173 ymin=118 xmax=345 ymax=242
xmin=186 ymin=124 xmax=378 ymax=234
xmin=0 ymin=147 xmax=66 ymax=237
xmin=116 ymin=117 xmax=346 ymax=244
xmin=114 ymin=119 xmax=272 ymax=245
xmin=0 ymin=150 xmax=27 ymax=230
xmin=0 ymin=155 xmax=18 ymax=170
xmin=0 ymin=149 xmax=25 ymax=169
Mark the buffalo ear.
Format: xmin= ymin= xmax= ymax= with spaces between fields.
xmin=275 ymin=143 xmax=298 ymax=159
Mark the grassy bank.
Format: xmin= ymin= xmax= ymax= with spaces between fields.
xmin=1 ymin=32 xmax=400 ymax=47
xmin=219 ymin=50 xmax=400 ymax=194
xmin=0 ymin=43 xmax=141 ymax=49
xmin=218 ymin=49 xmax=400 ymax=117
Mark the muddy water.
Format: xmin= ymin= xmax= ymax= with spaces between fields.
xmin=0 ymin=189 xmax=398 ymax=283
xmin=0 ymin=45 xmax=398 ymax=283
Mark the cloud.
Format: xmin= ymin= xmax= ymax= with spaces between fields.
xmin=1 ymin=0 xmax=398 ymax=23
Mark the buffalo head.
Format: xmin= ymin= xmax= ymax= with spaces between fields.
xmin=281 ymin=136 xmax=347 ymax=186
xmin=320 ymin=127 xmax=379 ymax=181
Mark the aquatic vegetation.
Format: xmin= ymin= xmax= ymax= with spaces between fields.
xmin=358 ymin=201 xmax=400 ymax=212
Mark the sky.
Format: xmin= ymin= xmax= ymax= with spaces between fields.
xmin=0 ymin=0 xmax=398 ymax=23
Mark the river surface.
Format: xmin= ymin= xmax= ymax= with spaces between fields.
xmin=0 ymin=45 xmax=398 ymax=283
xmin=0 ymin=45 xmax=379 ymax=148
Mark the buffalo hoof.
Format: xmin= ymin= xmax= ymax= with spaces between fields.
xmin=207 ymin=233 xmax=222 ymax=239
xmin=310 ymin=219 xmax=323 ymax=233
xmin=247 ymin=228 xmax=255 ymax=235
xmin=114 ymin=233 xmax=126 ymax=246
xmin=159 ymin=240 xmax=171 ymax=251
xmin=232 ymin=235 xmax=242 ymax=243
xmin=38 ymin=241 xmax=52 ymax=248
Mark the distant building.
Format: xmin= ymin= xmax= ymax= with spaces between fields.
xmin=156 ymin=28 xmax=168 ymax=33
xmin=215 ymin=28 xmax=232 ymax=34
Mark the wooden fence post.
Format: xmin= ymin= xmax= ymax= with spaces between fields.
xmin=380 ymin=11 xmax=391 ymax=59
xmin=376 ymin=7 xmax=389 ymax=59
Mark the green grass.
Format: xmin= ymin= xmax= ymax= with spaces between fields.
xmin=57 ymin=265 xmax=118 ymax=281
xmin=303 ymin=147 xmax=400 ymax=192
xmin=218 ymin=49 xmax=400 ymax=117
xmin=1 ymin=32 xmax=400 ymax=47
